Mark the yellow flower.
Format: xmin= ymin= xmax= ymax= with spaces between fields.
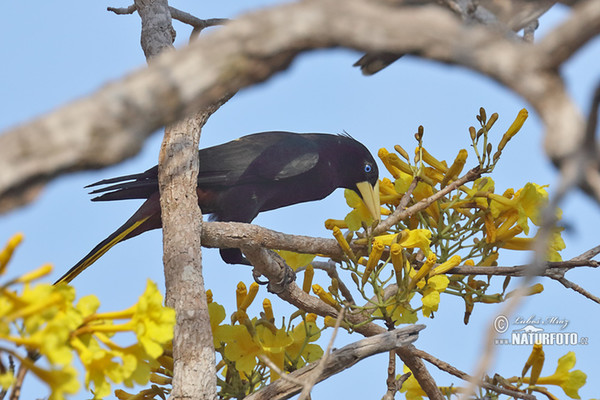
xmin=256 ymin=324 xmax=293 ymax=354
xmin=421 ymin=275 xmax=449 ymax=317
xmin=394 ymin=172 xmax=415 ymax=194
xmin=76 ymin=294 xmax=101 ymax=317
xmin=408 ymin=253 xmax=437 ymax=290
xmin=367 ymin=230 xmax=431 ymax=255
xmin=109 ymin=338 xmax=153 ymax=387
xmin=0 ymin=371 xmax=14 ymax=390
xmin=362 ymin=240 xmax=385 ymax=285
xmin=0 ymin=233 xmax=24 ymax=274
xmin=496 ymin=108 xmax=528 ymax=152
xmin=239 ymin=282 xmax=259 ymax=312
xmin=441 ymin=149 xmax=468 ymax=187
xmin=390 ymin=304 xmax=419 ymax=325
xmin=461 ymin=177 xmax=496 ymax=209
xmin=27 ymin=362 xmax=80 ymax=400
xmin=286 ymin=319 xmax=323 ymax=368
xmin=420 ymin=147 xmax=447 ymax=173
xmin=412 ymin=182 xmax=439 ymax=222
xmin=501 ymin=229 xmax=565 ymax=261
xmin=506 ymin=283 xmax=544 ymax=298
xmin=344 ymin=189 xmax=375 ymax=231
xmin=397 ymin=229 xmax=432 ymax=255
xmin=399 ymin=365 xmax=427 ymax=400
xmin=332 ymin=226 xmax=355 ymax=260
xmin=224 ymin=320 xmax=293 ymax=380
xmin=312 ymin=284 xmax=339 ymax=309
xmin=15 ymin=263 xmax=53 ymax=283
xmin=324 ymin=218 xmax=347 ymax=230
xmin=381 ymin=150 xmax=413 ymax=178
xmin=130 ymin=280 xmax=176 ymax=358
xmin=71 ymin=336 xmax=126 ymax=398
xmin=223 ymin=324 xmax=261 ymax=375
xmin=2 ymin=284 xmax=80 ymax=366
xmin=208 ymin=301 xmax=230 ymax=348
xmin=430 ymin=255 xmax=462 ymax=276
xmin=302 ymin=264 xmax=314 ymax=294
xmin=522 ymin=343 xmax=545 ymax=386
xmin=490 ymin=183 xmax=560 ymax=236
xmin=521 ymin=352 xmax=586 ymax=399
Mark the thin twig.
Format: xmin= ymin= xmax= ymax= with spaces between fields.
xmin=257 ymin=355 xmax=305 ymax=387
xmin=107 ymin=4 xmax=228 ymax=34
xmin=107 ymin=4 xmax=137 ymax=14
xmin=374 ymin=167 xmax=481 ymax=235
xmin=554 ymin=276 xmax=600 ymax=304
xmin=169 ymin=7 xmax=228 ymax=30
xmin=298 ymin=307 xmax=346 ymax=400
xmin=413 ymin=348 xmax=537 ymax=400
xmin=572 ymin=243 xmax=600 ymax=261
xmin=522 ymin=20 xmax=539 ymax=43
xmin=310 ymin=261 xmax=355 ymax=304
xmin=8 ymin=362 xmax=28 ymax=400
xmin=382 ymin=349 xmax=397 ymax=400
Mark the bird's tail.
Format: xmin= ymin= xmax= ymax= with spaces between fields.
xmin=55 ymin=196 xmax=161 ymax=285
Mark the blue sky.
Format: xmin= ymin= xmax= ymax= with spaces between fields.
xmin=1 ymin=1 xmax=599 ymax=399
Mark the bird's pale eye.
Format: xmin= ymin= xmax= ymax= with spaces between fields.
xmin=364 ymin=164 xmax=373 ymax=173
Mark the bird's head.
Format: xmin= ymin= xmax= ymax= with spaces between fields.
xmin=336 ymin=134 xmax=381 ymax=222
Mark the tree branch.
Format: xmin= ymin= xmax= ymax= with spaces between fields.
xmin=133 ymin=1 xmax=221 ymax=399
xmin=2 ymin=0 xmax=599 ymax=212
xmin=413 ymin=347 xmax=537 ymax=400
xmin=108 ymin=3 xmax=229 ymax=32
xmin=246 ymin=326 xmax=424 ymax=400
xmin=538 ymin=0 xmax=600 ymax=69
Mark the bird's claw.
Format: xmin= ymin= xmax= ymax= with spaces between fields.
xmin=251 ymin=251 xmax=296 ymax=294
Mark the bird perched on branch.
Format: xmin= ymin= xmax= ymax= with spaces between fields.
xmin=56 ymin=131 xmax=380 ymax=284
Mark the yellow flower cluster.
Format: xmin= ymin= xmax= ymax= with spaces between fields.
xmin=201 ymin=283 xmax=324 ymax=397
xmin=402 ymin=344 xmax=586 ymax=399
xmin=323 ymin=109 xmax=562 ymax=328
xmin=0 ymin=233 xmax=175 ymax=399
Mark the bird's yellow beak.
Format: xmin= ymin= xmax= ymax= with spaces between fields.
xmin=356 ymin=181 xmax=381 ymax=222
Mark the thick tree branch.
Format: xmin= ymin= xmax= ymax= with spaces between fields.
xmin=133 ymin=1 xmax=221 ymax=399
xmin=538 ymin=0 xmax=600 ymax=69
xmin=202 ymin=222 xmax=344 ymax=258
xmin=2 ymin=0 xmax=599 ymax=213
xmin=201 ymin=220 xmax=600 ymax=305
xmin=246 ymin=326 xmax=424 ymax=400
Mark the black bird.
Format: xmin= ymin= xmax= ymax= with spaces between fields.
xmin=55 ymin=131 xmax=380 ymax=284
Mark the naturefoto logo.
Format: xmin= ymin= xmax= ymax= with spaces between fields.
xmin=493 ymin=315 xmax=588 ymax=346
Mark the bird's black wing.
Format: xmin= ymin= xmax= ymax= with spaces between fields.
xmin=196 ymin=131 xmax=320 ymax=186
xmin=85 ymin=132 xmax=321 ymax=201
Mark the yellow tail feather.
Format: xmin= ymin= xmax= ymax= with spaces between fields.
xmin=56 ymin=216 xmax=151 ymax=284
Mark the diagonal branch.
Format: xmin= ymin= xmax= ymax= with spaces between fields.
xmin=246 ymin=326 xmax=424 ymax=400
xmin=374 ymin=167 xmax=481 ymax=235
xmin=413 ymin=348 xmax=537 ymax=400
xmin=537 ymin=0 xmax=600 ymax=69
